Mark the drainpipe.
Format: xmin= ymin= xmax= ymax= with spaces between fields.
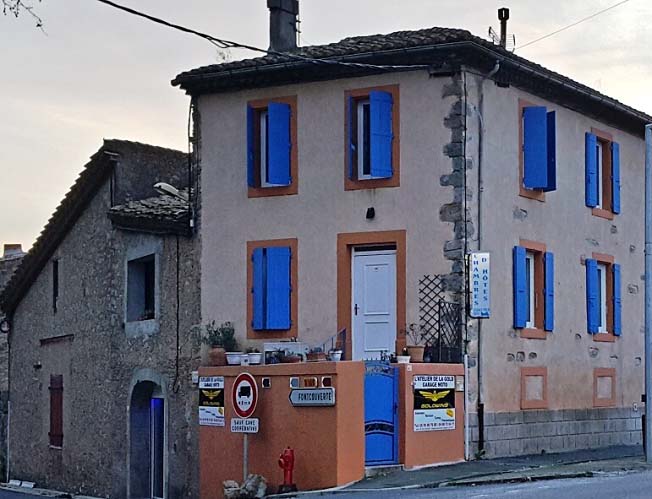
xmin=645 ymin=124 xmax=652 ymax=462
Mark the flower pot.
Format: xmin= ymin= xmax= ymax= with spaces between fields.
xmin=307 ymin=352 xmax=327 ymax=362
xmin=208 ymin=347 xmax=226 ymax=366
xmin=396 ymin=355 xmax=411 ymax=364
xmin=226 ymin=352 xmax=243 ymax=365
xmin=281 ymin=354 xmax=302 ymax=363
xmin=248 ymin=352 xmax=262 ymax=365
xmin=406 ymin=345 xmax=425 ymax=363
xmin=328 ymin=350 xmax=343 ymax=362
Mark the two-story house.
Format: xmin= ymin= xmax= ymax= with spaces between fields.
xmin=173 ymin=1 xmax=649 ymax=462
xmin=0 ymin=140 xmax=201 ymax=498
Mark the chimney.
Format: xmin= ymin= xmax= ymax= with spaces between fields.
xmin=498 ymin=8 xmax=510 ymax=48
xmin=2 ymin=244 xmax=24 ymax=260
xmin=267 ymin=0 xmax=299 ymax=52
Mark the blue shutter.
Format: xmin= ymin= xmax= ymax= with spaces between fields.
xmin=523 ymin=106 xmax=548 ymax=189
xmin=265 ymin=246 xmax=291 ymax=330
xmin=585 ymin=133 xmax=598 ymax=207
xmin=513 ymin=246 xmax=527 ymax=328
xmin=544 ymin=111 xmax=556 ymax=192
xmin=613 ymin=263 xmax=622 ymax=336
xmin=348 ymin=95 xmax=356 ymax=180
xmin=252 ymin=248 xmax=265 ymax=330
xmin=369 ymin=90 xmax=393 ymax=178
xmin=611 ymin=142 xmax=621 ymax=214
xmin=247 ymin=105 xmax=255 ymax=187
xmin=586 ymin=259 xmax=599 ymax=334
xmin=544 ymin=252 xmax=554 ymax=332
xmin=267 ymin=102 xmax=292 ymax=186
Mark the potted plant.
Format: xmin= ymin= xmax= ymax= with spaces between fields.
xmin=328 ymin=348 xmax=343 ymax=362
xmin=396 ymin=347 xmax=411 ymax=364
xmin=307 ymin=347 xmax=327 ymax=362
xmin=246 ymin=347 xmax=262 ymax=365
xmin=405 ymin=323 xmax=426 ymax=363
xmin=202 ymin=321 xmax=240 ymax=366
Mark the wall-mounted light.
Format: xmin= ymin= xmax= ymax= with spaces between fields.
xmin=366 ymin=207 xmax=375 ymax=220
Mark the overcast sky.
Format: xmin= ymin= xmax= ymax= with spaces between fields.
xmin=1 ymin=0 xmax=651 ymax=251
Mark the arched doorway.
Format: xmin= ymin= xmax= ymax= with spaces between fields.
xmin=128 ymin=370 xmax=168 ymax=499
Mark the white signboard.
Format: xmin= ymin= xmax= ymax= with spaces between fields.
xmin=413 ymin=375 xmax=456 ymax=432
xmin=231 ymin=418 xmax=259 ymax=433
xmin=199 ymin=376 xmax=225 ymax=427
xmin=289 ymin=388 xmax=336 ymax=407
xmin=469 ymin=252 xmax=491 ymax=318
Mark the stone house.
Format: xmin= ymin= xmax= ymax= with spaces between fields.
xmin=173 ymin=2 xmax=649 ymax=463
xmin=0 ymin=139 xmax=201 ymax=498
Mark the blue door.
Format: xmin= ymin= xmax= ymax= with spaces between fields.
xmin=364 ymin=361 xmax=399 ymax=465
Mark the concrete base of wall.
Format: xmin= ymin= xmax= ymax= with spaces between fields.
xmin=469 ymin=408 xmax=643 ymax=458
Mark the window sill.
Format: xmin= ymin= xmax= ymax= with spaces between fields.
xmin=248 ymin=184 xmax=297 ymax=198
xmin=593 ymin=332 xmax=615 ymax=342
xmin=125 ymin=318 xmax=160 ymax=338
xmin=48 ymin=445 xmax=63 ymax=450
xmin=344 ymin=176 xmax=399 ymax=191
xmin=519 ymin=187 xmax=545 ymax=202
xmin=520 ymin=328 xmax=547 ymax=339
xmin=591 ymin=207 xmax=615 ymax=220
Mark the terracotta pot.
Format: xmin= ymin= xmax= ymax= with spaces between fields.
xmin=406 ymin=345 xmax=425 ymax=362
xmin=281 ymin=354 xmax=302 ymax=363
xmin=208 ymin=347 xmax=226 ymax=366
xmin=307 ymin=352 xmax=327 ymax=362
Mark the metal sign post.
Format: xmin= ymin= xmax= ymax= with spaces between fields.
xmin=231 ymin=373 xmax=259 ymax=480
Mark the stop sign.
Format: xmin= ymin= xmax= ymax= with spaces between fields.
xmin=232 ymin=373 xmax=258 ymax=418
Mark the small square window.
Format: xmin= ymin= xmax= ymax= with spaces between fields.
xmin=127 ymin=254 xmax=156 ymax=322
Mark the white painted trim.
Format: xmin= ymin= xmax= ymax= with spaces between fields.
xmin=525 ymin=251 xmax=535 ymax=329
xmin=357 ymin=99 xmax=372 ymax=180
xmin=598 ymin=263 xmax=608 ymax=333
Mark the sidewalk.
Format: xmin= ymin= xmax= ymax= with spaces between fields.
xmin=339 ymin=444 xmax=646 ymax=492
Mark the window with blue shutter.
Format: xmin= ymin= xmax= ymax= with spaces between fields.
xmin=346 ymin=86 xmax=399 ymax=187
xmin=513 ymin=246 xmax=527 ymax=328
xmin=586 ymin=258 xmax=599 ymax=334
xmin=544 ymin=252 xmax=554 ymax=331
xmin=522 ymin=106 xmax=556 ymax=192
xmin=251 ymin=246 xmax=292 ymax=331
xmin=245 ymin=98 xmax=297 ymax=195
xmin=585 ymin=133 xmax=599 ymax=207
xmin=613 ymin=263 xmax=621 ymax=336
xmin=611 ymin=142 xmax=621 ymax=214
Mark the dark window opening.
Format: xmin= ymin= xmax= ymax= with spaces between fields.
xmin=49 ymin=374 xmax=63 ymax=447
xmin=52 ymin=260 xmax=59 ymax=314
xmin=127 ymin=255 xmax=156 ymax=322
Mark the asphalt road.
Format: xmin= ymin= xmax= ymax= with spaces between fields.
xmin=329 ymin=470 xmax=652 ymax=498
xmin=0 ymin=490 xmax=46 ymax=499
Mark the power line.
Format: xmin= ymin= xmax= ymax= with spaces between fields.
xmin=516 ymin=0 xmax=633 ymax=51
xmin=95 ymin=0 xmax=430 ymax=72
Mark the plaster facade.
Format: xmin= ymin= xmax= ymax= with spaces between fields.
xmin=8 ymin=148 xmax=201 ymax=497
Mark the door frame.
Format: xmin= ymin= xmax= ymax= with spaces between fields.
xmin=352 ymin=249 xmax=398 ymax=360
xmin=337 ymin=230 xmax=406 ymax=360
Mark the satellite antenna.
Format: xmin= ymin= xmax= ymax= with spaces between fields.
xmin=488 ymin=26 xmax=500 ymax=45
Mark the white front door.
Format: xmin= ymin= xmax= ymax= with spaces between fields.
xmin=352 ymin=249 xmax=397 ymax=360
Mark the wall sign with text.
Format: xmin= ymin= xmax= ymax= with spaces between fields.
xmin=469 ymin=252 xmax=490 ymax=318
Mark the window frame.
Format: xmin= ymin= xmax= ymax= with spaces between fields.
xmin=591 ymin=252 xmax=616 ymax=342
xmin=247 ymin=95 xmax=298 ymax=198
xmin=247 ymin=238 xmax=298 ymax=340
xmin=518 ymin=239 xmax=548 ymax=339
xmin=126 ymin=253 xmax=157 ymax=323
xmin=518 ymin=99 xmax=549 ymax=202
xmin=344 ymin=85 xmax=400 ymax=191
xmin=590 ymin=127 xmax=616 ymax=220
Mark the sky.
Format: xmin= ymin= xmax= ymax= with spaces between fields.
xmin=1 ymin=0 xmax=651 ymax=251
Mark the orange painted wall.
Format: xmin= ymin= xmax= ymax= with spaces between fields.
xmin=398 ymin=363 xmax=465 ymax=468
xmin=199 ymin=362 xmax=365 ymax=498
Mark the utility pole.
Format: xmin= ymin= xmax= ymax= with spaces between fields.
xmin=645 ymin=124 xmax=652 ymax=463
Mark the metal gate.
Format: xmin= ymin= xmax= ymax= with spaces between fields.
xmin=364 ymin=361 xmax=399 ymax=466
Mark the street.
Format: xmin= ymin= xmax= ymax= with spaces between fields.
xmin=329 ymin=470 xmax=652 ymax=498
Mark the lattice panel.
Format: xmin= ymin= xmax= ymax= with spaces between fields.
xmin=419 ymin=275 xmax=463 ymax=364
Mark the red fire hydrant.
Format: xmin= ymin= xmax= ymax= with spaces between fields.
xmin=278 ymin=446 xmax=298 ymax=493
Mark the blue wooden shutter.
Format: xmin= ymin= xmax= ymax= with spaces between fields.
xmin=265 ymin=246 xmax=291 ymax=330
xmin=613 ymin=263 xmax=622 ymax=336
xmin=252 ymin=248 xmax=265 ymax=330
xmin=611 ymin=142 xmax=621 ymax=214
xmin=544 ymin=111 xmax=556 ymax=192
xmin=586 ymin=258 xmax=599 ymax=333
xmin=513 ymin=246 xmax=527 ymax=328
xmin=267 ymin=102 xmax=292 ymax=186
xmin=348 ymin=96 xmax=356 ymax=180
xmin=544 ymin=252 xmax=554 ymax=331
xmin=247 ymin=105 xmax=255 ymax=187
xmin=369 ymin=90 xmax=393 ymax=179
xmin=523 ymin=106 xmax=548 ymax=189
xmin=585 ymin=133 xmax=598 ymax=207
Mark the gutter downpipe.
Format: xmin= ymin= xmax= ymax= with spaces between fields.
xmin=472 ymin=60 xmax=499 ymax=458
xmin=645 ymin=124 xmax=652 ymax=462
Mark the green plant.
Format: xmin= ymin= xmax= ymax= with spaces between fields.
xmin=245 ymin=347 xmax=260 ymax=354
xmin=202 ymin=321 xmax=239 ymax=351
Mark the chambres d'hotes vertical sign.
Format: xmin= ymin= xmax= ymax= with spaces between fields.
xmin=469 ymin=252 xmax=490 ymax=318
